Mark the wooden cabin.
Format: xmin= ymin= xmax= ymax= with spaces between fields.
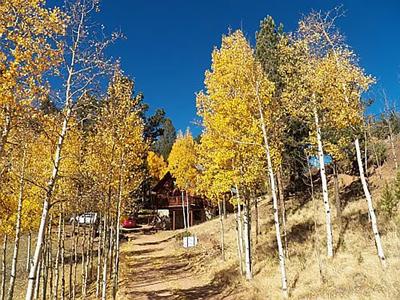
xmin=151 ymin=172 xmax=209 ymax=230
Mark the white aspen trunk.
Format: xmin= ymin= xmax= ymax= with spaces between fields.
xmin=235 ymin=185 xmax=244 ymax=275
xmin=256 ymin=89 xmax=288 ymax=297
xmin=355 ymin=138 xmax=386 ymax=267
xmin=26 ymin=101 xmax=73 ymax=300
xmin=89 ymin=224 xmax=94 ymax=279
xmin=7 ymin=148 xmax=27 ymax=300
xmin=25 ymin=7 xmax=85 ymax=298
xmin=84 ymin=231 xmax=90 ymax=299
xmin=181 ymin=191 xmax=187 ymax=230
xmin=41 ymin=242 xmax=48 ymax=300
xmin=333 ymin=163 xmax=342 ymax=230
xmin=33 ymin=256 xmax=41 ymax=300
xmin=218 ymin=201 xmax=225 ymax=261
xmin=364 ymin=130 xmax=368 ymax=177
xmin=60 ymin=216 xmax=65 ymax=300
xmin=72 ymin=223 xmax=79 ymax=300
xmin=96 ymin=216 xmax=103 ymax=298
xmin=53 ymin=214 xmax=62 ymax=300
xmin=81 ymin=228 xmax=86 ymax=298
xmin=68 ymin=217 xmax=74 ymax=299
xmin=186 ymin=190 xmax=190 ymax=230
xmin=277 ymin=168 xmax=288 ymax=258
xmin=235 ymin=204 xmax=243 ymax=275
xmin=26 ymin=232 xmax=31 ymax=272
xmin=101 ymin=218 xmax=109 ymax=300
xmin=47 ymin=217 xmax=53 ymax=300
xmin=1 ymin=235 xmax=8 ymax=300
xmin=0 ymin=107 xmax=11 ymax=159
xmin=307 ymin=155 xmax=324 ymax=283
xmin=254 ymin=196 xmax=259 ymax=245
xmin=108 ymin=224 xmax=114 ymax=280
xmin=313 ymin=105 xmax=334 ymax=258
xmin=26 ymin=197 xmax=50 ymax=300
xmin=243 ymin=201 xmax=252 ymax=280
xmin=223 ymin=197 xmax=227 ymax=219
xmin=112 ymin=163 xmax=123 ymax=300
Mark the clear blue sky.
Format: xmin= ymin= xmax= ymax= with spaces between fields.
xmin=92 ymin=1 xmax=400 ymax=135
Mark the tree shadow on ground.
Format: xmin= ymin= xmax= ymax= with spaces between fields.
xmin=340 ymin=179 xmax=364 ymax=209
xmin=123 ymin=265 xmax=239 ymax=300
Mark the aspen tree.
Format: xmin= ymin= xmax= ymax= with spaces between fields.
xmin=26 ymin=2 xmax=119 ymax=297
xmin=0 ymin=235 xmax=7 ymax=300
xmin=198 ymin=30 xmax=289 ymax=294
xmin=6 ymin=145 xmax=28 ymax=300
xmin=169 ymin=130 xmax=198 ymax=229
xmin=300 ymin=10 xmax=386 ymax=266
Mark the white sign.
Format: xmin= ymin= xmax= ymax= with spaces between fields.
xmin=183 ymin=235 xmax=198 ymax=248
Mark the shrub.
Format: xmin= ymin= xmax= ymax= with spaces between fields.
xmin=380 ymin=181 xmax=398 ymax=218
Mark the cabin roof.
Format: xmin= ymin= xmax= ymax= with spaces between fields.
xmin=152 ymin=171 xmax=174 ymax=192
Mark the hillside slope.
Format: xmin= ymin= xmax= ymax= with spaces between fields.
xmin=118 ymin=139 xmax=400 ymax=299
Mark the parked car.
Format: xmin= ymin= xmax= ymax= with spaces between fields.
xmin=70 ymin=212 xmax=98 ymax=226
xmin=121 ymin=217 xmax=137 ymax=229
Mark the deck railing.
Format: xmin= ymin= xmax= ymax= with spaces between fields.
xmin=156 ymin=195 xmax=205 ymax=208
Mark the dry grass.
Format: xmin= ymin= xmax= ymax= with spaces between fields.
xmin=0 ymin=226 xmax=99 ymax=300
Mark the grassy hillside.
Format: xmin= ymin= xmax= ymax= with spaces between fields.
xmin=139 ymin=139 xmax=400 ymax=299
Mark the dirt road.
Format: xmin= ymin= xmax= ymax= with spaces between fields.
xmin=117 ymin=230 xmax=238 ymax=300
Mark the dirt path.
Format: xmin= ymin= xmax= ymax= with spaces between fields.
xmin=117 ymin=230 xmax=234 ymax=300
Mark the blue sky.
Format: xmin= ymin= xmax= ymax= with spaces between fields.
xmin=84 ymin=1 xmax=400 ymax=135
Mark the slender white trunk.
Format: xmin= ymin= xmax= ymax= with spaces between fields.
xmin=256 ymin=88 xmax=288 ymax=297
xmin=7 ymin=148 xmax=27 ymax=300
xmin=218 ymin=201 xmax=225 ymax=261
xmin=96 ymin=216 xmax=103 ymax=298
xmin=53 ymin=214 xmax=62 ymax=300
xmin=313 ymin=105 xmax=334 ymax=258
xmin=81 ymin=228 xmax=86 ymax=298
xmin=108 ymin=224 xmax=114 ymax=280
xmin=277 ymin=168 xmax=288 ymax=258
xmin=243 ymin=201 xmax=252 ymax=280
xmin=307 ymin=154 xmax=324 ymax=283
xmin=25 ymin=7 xmax=84 ymax=298
xmin=26 ymin=232 xmax=31 ymax=273
xmin=235 ymin=184 xmax=244 ymax=275
xmin=26 ymin=107 xmax=72 ymax=300
xmin=41 ymin=243 xmax=48 ymax=300
xmin=84 ymin=230 xmax=89 ymax=298
xmin=68 ymin=218 xmax=74 ymax=299
xmin=33 ymin=256 xmax=41 ymax=299
xmin=113 ymin=164 xmax=123 ymax=300
xmin=186 ymin=191 xmax=190 ymax=230
xmin=101 ymin=218 xmax=109 ymax=300
xmin=254 ymin=196 xmax=260 ymax=245
xmin=1 ymin=235 xmax=8 ymax=300
xmin=60 ymin=216 xmax=65 ymax=300
xmin=181 ymin=191 xmax=187 ymax=230
xmin=46 ymin=217 xmax=53 ymax=300
xmin=0 ymin=107 xmax=11 ymax=159
xmin=72 ymin=223 xmax=79 ymax=300
xmin=355 ymin=138 xmax=386 ymax=267
xmin=235 ymin=204 xmax=243 ymax=275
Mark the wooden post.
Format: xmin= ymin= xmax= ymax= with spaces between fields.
xmin=190 ymin=211 xmax=193 ymax=226
xmin=172 ymin=211 xmax=176 ymax=231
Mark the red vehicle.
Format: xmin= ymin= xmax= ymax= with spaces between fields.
xmin=122 ymin=217 xmax=137 ymax=229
